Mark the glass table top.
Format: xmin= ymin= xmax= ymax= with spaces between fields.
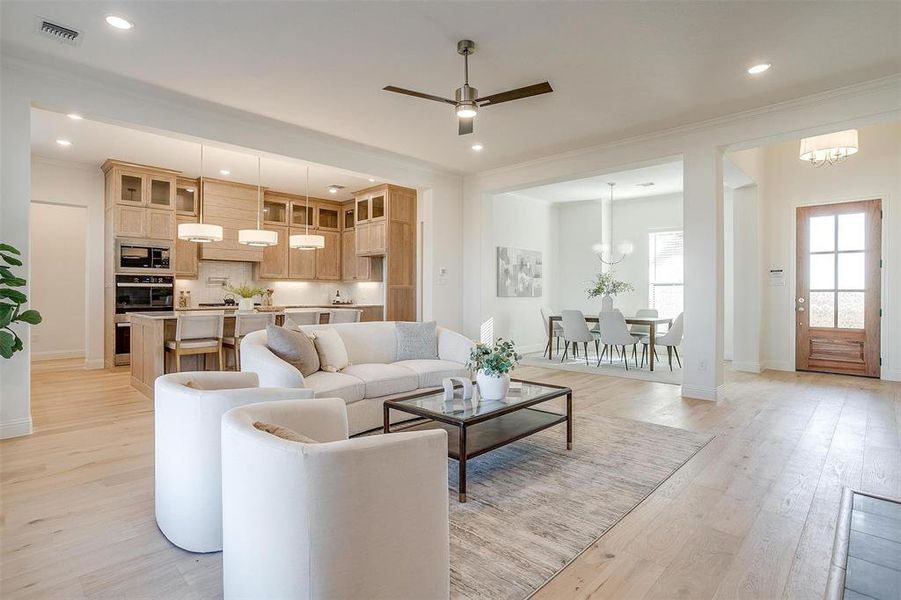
xmin=390 ymin=380 xmax=568 ymax=422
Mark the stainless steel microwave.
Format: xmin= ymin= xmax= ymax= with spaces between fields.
xmin=116 ymin=240 xmax=172 ymax=273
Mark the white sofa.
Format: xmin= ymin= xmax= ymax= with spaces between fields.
xmin=240 ymin=321 xmax=474 ymax=435
xmin=154 ymin=372 xmax=314 ymax=553
xmin=222 ymin=398 xmax=450 ymax=600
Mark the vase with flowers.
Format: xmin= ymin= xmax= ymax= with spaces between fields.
xmin=587 ymin=269 xmax=634 ymax=312
xmin=466 ymin=338 xmax=522 ymax=400
xmin=224 ymin=284 xmax=267 ymax=312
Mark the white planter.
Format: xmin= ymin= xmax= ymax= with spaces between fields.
xmin=238 ymin=297 xmax=255 ymax=311
xmin=476 ymin=371 xmax=510 ymax=401
xmin=601 ymin=295 xmax=614 ymax=312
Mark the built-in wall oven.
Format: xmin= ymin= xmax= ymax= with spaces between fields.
xmin=114 ymin=274 xmax=174 ymax=365
xmin=116 ymin=240 xmax=172 ymax=273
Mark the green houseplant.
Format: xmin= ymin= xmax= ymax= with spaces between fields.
xmin=466 ymin=338 xmax=522 ymax=400
xmin=225 ymin=283 xmax=267 ymax=311
xmin=587 ymin=268 xmax=634 ymax=312
xmin=0 ymin=244 xmax=42 ymax=359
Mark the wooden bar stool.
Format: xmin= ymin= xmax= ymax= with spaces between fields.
xmin=165 ymin=312 xmax=225 ymax=372
xmin=328 ymin=308 xmax=362 ymax=323
xmin=284 ymin=309 xmax=323 ymax=327
xmin=223 ymin=312 xmax=275 ymax=370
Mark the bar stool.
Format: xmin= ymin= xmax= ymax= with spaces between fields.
xmin=329 ymin=308 xmax=362 ymax=323
xmin=165 ymin=312 xmax=225 ymax=372
xmin=222 ymin=312 xmax=275 ymax=370
xmin=284 ymin=309 xmax=323 ymax=328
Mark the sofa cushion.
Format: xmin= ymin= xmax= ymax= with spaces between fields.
xmin=393 ymin=359 xmax=471 ymax=389
xmin=302 ymin=371 xmax=365 ymax=404
xmin=396 ymin=321 xmax=438 ymax=361
xmin=265 ymin=325 xmax=320 ymax=377
xmin=312 ymin=328 xmax=349 ymax=373
xmin=303 ymin=322 xmax=398 ymax=365
xmin=341 ymin=363 xmax=419 ymax=399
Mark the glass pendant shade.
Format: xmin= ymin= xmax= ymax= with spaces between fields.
xmin=238 ymin=229 xmax=278 ymax=247
xmin=289 ymin=233 xmax=325 ymax=250
xmin=178 ymin=222 xmax=223 ymax=243
xmin=799 ymin=130 xmax=859 ymax=166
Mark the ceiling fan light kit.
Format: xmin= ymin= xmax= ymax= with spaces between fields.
xmin=383 ymin=39 xmax=553 ymax=136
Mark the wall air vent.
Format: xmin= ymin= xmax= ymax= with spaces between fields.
xmin=34 ymin=17 xmax=82 ymax=46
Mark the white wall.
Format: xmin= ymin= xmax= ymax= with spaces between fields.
xmin=29 ymin=203 xmax=87 ymax=360
xmin=752 ymin=121 xmax=901 ymax=379
xmin=29 ymin=158 xmax=105 ymax=368
xmin=484 ymin=193 xmax=557 ymax=352
xmin=723 ymin=187 xmax=734 ymax=360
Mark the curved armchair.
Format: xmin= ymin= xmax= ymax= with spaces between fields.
xmin=598 ymin=310 xmax=639 ymax=370
xmin=222 ymin=399 xmax=450 ymax=600
xmin=154 ymin=372 xmax=314 ymax=553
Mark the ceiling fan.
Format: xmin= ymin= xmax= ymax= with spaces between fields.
xmin=383 ymin=40 xmax=553 ymax=136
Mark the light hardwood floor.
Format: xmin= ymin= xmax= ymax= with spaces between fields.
xmin=1 ymin=361 xmax=899 ymax=599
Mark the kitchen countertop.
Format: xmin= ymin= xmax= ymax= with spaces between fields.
xmin=129 ymin=311 xmax=287 ymax=321
xmin=173 ymin=303 xmax=382 ymax=311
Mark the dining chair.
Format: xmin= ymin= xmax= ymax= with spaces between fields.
xmin=560 ymin=310 xmax=599 ymax=365
xmin=284 ymin=309 xmax=323 ymax=327
xmin=222 ymin=312 xmax=275 ymax=371
xmin=641 ymin=312 xmax=684 ymax=370
xmin=629 ymin=308 xmax=658 ymax=336
xmin=540 ymin=307 xmax=564 ymax=358
xmin=165 ymin=312 xmax=225 ymax=372
xmin=329 ymin=308 xmax=362 ymax=323
xmin=598 ymin=310 xmax=640 ymax=370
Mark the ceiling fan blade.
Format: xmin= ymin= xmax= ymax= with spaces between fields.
xmin=383 ymin=86 xmax=456 ymax=105
xmin=458 ymin=117 xmax=474 ymax=136
xmin=476 ymin=82 xmax=553 ymax=106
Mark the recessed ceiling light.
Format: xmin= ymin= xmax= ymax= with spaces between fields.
xmin=747 ymin=63 xmax=771 ymax=75
xmin=56 ymin=139 xmax=72 ymax=147
xmin=66 ymin=113 xmax=83 ymax=120
xmin=328 ymin=186 xmax=339 ymax=194
xmin=368 ymin=178 xmax=376 ymax=183
xmin=219 ymin=169 xmax=230 ymax=176
xmin=471 ymin=143 xmax=484 ymax=151
xmin=105 ymin=15 xmax=133 ymax=30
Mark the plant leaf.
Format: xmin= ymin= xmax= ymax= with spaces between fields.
xmin=16 ymin=309 xmax=42 ymax=325
xmin=0 ymin=253 xmax=23 ymax=267
xmin=0 ymin=305 xmax=13 ymax=328
xmin=0 ymin=276 xmax=26 ymax=287
xmin=0 ymin=289 xmax=26 ymax=303
xmin=0 ymin=244 xmax=21 ymax=255
xmin=0 ymin=330 xmax=14 ymax=359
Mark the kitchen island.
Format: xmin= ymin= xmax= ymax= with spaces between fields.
xmin=174 ymin=304 xmax=384 ymax=322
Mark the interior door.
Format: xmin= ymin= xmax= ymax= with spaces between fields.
xmin=796 ymin=199 xmax=881 ymax=377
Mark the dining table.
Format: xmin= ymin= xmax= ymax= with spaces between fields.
xmin=546 ymin=314 xmax=673 ymax=371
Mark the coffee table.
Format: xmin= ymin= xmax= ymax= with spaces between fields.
xmin=383 ymin=379 xmax=572 ymax=502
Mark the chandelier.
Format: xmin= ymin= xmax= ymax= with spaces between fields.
xmin=799 ymin=129 xmax=859 ymax=167
xmin=594 ymin=182 xmax=633 ymax=266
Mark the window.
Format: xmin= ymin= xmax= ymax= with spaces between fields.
xmin=648 ymin=230 xmax=683 ymax=318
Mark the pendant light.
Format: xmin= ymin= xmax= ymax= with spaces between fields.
xmin=238 ymin=156 xmax=278 ymax=247
xmin=289 ymin=166 xmax=325 ymax=250
xmin=799 ymin=129 xmax=859 ymax=167
xmin=596 ymin=182 xmax=633 ymax=266
xmin=178 ymin=145 xmax=224 ymax=243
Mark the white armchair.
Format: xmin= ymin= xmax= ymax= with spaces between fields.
xmin=154 ymin=372 xmax=314 ymax=553
xmin=222 ymin=398 xmax=450 ymax=600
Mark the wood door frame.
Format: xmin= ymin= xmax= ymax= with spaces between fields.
xmin=789 ymin=195 xmax=886 ymax=378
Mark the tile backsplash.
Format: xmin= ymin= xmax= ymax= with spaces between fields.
xmin=175 ymin=260 xmax=385 ymax=306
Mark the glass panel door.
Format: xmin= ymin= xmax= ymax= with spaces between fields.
xmin=119 ymin=173 xmax=144 ymax=205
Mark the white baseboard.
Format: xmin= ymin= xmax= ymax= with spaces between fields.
xmin=83 ymin=358 xmax=106 ymax=370
xmin=0 ymin=417 xmax=33 ymax=439
xmin=763 ymin=360 xmax=795 ymax=372
xmin=732 ymin=361 xmax=762 ymax=374
xmin=32 ymin=350 xmax=85 ymax=361
xmin=681 ymin=383 xmax=725 ymax=402
xmin=882 ymin=369 xmax=901 ymax=382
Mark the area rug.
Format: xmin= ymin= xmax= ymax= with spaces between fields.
xmin=520 ymin=352 xmax=682 ymax=385
xmin=446 ymin=411 xmax=712 ymax=599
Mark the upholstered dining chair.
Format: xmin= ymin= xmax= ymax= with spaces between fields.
xmin=329 ymin=308 xmax=362 ymax=323
xmin=629 ymin=308 xmax=658 ymax=336
xmin=641 ymin=312 xmax=684 ymax=370
xmin=165 ymin=312 xmax=225 ymax=372
xmin=284 ymin=309 xmax=323 ymax=327
xmin=598 ymin=310 xmax=640 ymax=370
xmin=560 ymin=310 xmax=599 ymax=365
xmin=222 ymin=312 xmax=275 ymax=370
xmin=540 ymin=307 xmax=564 ymax=358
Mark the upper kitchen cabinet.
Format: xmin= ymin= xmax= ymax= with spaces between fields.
xmin=198 ymin=178 xmax=264 ymax=262
xmin=290 ymin=201 xmax=315 ymax=228
xmin=256 ymin=225 xmax=289 ymax=280
xmin=342 ymin=204 xmax=356 ymax=230
xmin=317 ymin=204 xmax=340 ymax=231
xmin=149 ymin=177 xmax=174 ymax=209
xmin=175 ymin=214 xmax=199 ymax=278
xmin=262 ymin=193 xmax=289 ymax=226
xmin=175 ymin=178 xmax=199 ymax=215
xmin=103 ymin=160 xmax=179 ymax=240
xmin=315 ymin=230 xmax=341 ymax=280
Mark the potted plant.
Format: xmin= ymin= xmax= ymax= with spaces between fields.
xmin=587 ymin=269 xmax=634 ymax=312
xmin=0 ymin=243 xmax=42 ymax=359
xmin=466 ymin=338 xmax=522 ymax=400
xmin=224 ymin=284 xmax=267 ymax=312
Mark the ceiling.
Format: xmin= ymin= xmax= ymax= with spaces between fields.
xmin=5 ymin=2 xmax=900 ymax=173
xmin=30 ymin=109 xmax=380 ymax=200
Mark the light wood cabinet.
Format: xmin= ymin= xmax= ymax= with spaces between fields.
xmin=342 ymin=230 xmax=371 ymax=281
xmin=149 ymin=176 xmax=175 ymax=209
xmin=317 ymin=205 xmax=340 ymax=231
xmin=263 ymin=198 xmax=289 ymax=225
xmin=288 ymin=227 xmax=316 ymax=279
xmin=175 ymin=215 xmax=199 ymax=278
xmin=176 ymin=178 xmax=198 ymax=215
xmin=355 ymin=222 xmax=370 ymax=255
xmin=315 ymin=230 xmax=341 ymax=280
xmin=117 ymin=172 xmax=146 ymax=206
xmin=356 ymin=195 xmax=370 ymax=222
xmin=257 ymin=226 xmax=289 ymax=279
xmin=290 ymin=202 xmax=315 ymax=227
xmin=199 ymin=179 xmax=264 ymax=262
xmin=342 ymin=205 xmax=355 ymax=230
xmin=146 ymin=209 xmax=175 ymax=240
xmin=115 ymin=205 xmax=146 ymax=238
xmin=369 ymin=220 xmax=387 ymax=255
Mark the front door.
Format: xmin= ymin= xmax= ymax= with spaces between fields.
xmin=796 ymin=199 xmax=882 ymax=377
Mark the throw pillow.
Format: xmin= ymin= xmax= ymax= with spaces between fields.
xmin=253 ymin=421 xmax=317 ymax=444
xmin=266 ymin=324 xmax=320 ymax=377
xmin=396 ymin=321 xmax=438 ymax=360
xmin=312 ymin=327 xmax=349 ymax=373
